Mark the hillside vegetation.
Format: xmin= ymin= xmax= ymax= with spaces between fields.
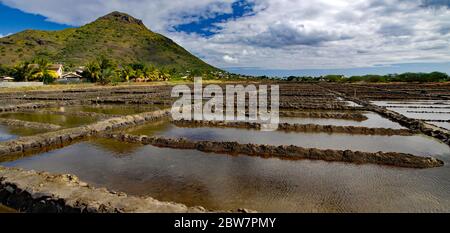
xmin=0 ymin=11 xmax=219 ymax=74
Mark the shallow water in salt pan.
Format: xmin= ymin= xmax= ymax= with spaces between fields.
xmin=0 ymin=112 xmax=98 ymax=128
xmin=50 ymin=104 xmax=166 ymax=116
xmin=2 ymin=138 xmax=449 ymax=212
xmin=372 ymin=100 xmax=450 ymax=121
xmin=427 ymin=122 xmax=450 ymax=130
xmin=127 ymin=121 xmax=449 ymax=157
xmin=0 ymin=125 xmax=48 ymax=142
xmin=280 ymin=112 xmax=404 ymax=129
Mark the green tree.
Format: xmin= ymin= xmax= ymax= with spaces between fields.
xmin=98 ymin=56 xmax=116 ymax=70
xmin=11 ymin=62 xmax=34 ymax=81
xmin=142 ymin=65 xmax=153 ymax=81
xmin=427 ymin=72 xmax=448 ymax=82
xmin=324 ymin=75 xmax=344 ymax=82
xmin=83 ymin=61 xmax=101 ymax=82
xmin=0 ymin=65 xmax=15 ymax=78
xmin=30 ymin=58 xmax=51 ymax=81
xmin=121 ymin=65 xmax=136 ymax=82
xmin=41 ymin=70 xmax=55 ymax=84
xmin=98 ymin=68 xmax=116 ymax=85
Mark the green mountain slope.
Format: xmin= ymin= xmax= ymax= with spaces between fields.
xmin=0 ymin=11 xmax=219 ymax=72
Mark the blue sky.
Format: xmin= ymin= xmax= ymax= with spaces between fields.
xmin=0 ymin=3 xmax=71 ymax=35
xmin=1 ymin=0 xmax=450 ymax=77
xmin=173 ymin=0 xmax=255 ymax=37
xmin=226 ymin=62 xmax=450 ymax=77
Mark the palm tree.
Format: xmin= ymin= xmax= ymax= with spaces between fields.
xmin=142 ymin=65 xmax=153 ymax=82
xmin=134 ymin=69 xmax=145 ymax=82
xmin=83 ymin=61 xmax=101 ymax=83
xmin=160 ymin=68 xmax=171 ymax=81
xmin=12 ymin=62 xmax=34 ymax=81
xmin=30 ymin=58 xmax=51 ymax=80
xmin=147 ymin=69 xmax=158 ymax=81
xmin=121 ymin=65 xmax=136 ymax=82
xmin=161 ymin=71 xmax=171 ymax=81
xmin=99 ymin=68 xmax=116 ymax=85
xmin=98 ymin=56 xmax=115 ymax=70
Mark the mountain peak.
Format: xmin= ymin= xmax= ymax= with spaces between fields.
xmin=0 ymin=11 xmax=219 ymax=73
xmin=98 ymin=11 xmax=145 ymax=26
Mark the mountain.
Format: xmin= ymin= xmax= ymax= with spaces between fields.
xmin=0 ymin=11 xmax=219 ymax=73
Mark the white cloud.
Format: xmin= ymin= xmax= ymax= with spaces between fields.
xmin=223 ymin=55 xmax=239 ymax=64
xmin=1 ymin=0 xmax=450 ymax=70
xmin=0 ymin=0 xmax=235 ymax=31
xmin=0 ymin=33 xmax=11 ymax=38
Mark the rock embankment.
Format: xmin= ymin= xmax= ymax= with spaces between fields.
xmin=280 ymin=111 xmax=368 ymax=121
xmin=280 ymin=102 xmax=366 ymax=111
xmin=0 ymin=109 xmax=170 ymax=156
xmin=0 ymin=118 xmax=62 ymax=130
xmin=107 ymin=133 xmax=444 ymax=169
xmin=320 ymin=85 xmax=450 ymax=146
xmin=0 ymin=102 xmax=55 ymax=112
xmin=375 ymin=108 xmax=450 ymax=144
xmin=26 ymin=109 xmax=120 ymax=120
xmin=172 ymin=120 xmax=415 ymax=136
xmin=0 ymin=101 xmax=79 ymax=113
xmin=383 ymin=105 xmax=450 ymax=109
xmin=0 ymin=166 xmax=207 ymax=213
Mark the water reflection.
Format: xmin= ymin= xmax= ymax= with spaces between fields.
xmin=0 ymin=125 xmax=17 ymax=142
xmin=280 ymin=112 xmax=404 ymax=129
xmin=0 ymin=112 xmax=98 ymax=128
xmin=2 ymin=138 xmax=449 ymax=212
xmin=372 ymin=100 xmax=450 ymax=120
xmin=428 ymin=122 xmax=450 ymax=130
xmin=0 ymin=124 xmax=48 ymax=142
xmin=53 ymin=104 xmax=166 ymax=115
xmin=127 ymin=121 xmax=450 ymax=157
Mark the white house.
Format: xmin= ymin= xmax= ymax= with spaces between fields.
xmin=58 ymin=72 xmax=84 ymax=83
xmin=74 ymin=66 xmax=85 ymax=75
xmin=0 ymin=76 xmax=14 ymax=82
xmin=48 ymin=64 xmax=64 ymax=78
xmin=28 ymin=63 xmax=64 ymax=78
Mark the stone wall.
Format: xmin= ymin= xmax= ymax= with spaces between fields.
xmin=0 ymin=167 xmax=207 ymax=213
xmin=107 ymin=133 xmax=444 ymax=169
xmin=280 ymin=111 xmax=368 ymax=121
xmin=0 ymin=118 xmax=61 ymax=130
xmin=0 ymin=109 xmax=170 ymax=156
xmin=173 ymin=120 xmax=415 ymax=136
xmin=0 ymin=82 xmax=44 ymax=88
xmin=0 ymin=102 xmax=57 ymax=113
xmin=329 ymin=89 xmax=450 ymax=146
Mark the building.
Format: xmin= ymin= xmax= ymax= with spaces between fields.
xmin=62 ymin=72 xmax=82 ymax=79
xmin=28 ymin=63 xmax=64 ymax=79
xmin=58 ymin=72 xmax=84 ymax=83
xmin=74 ymin=66 xmax=85 ymax=75
xmin=0 ymin=76 xmax=14 ymax=82
xmin=48 ymin=64 xmax=64 ymax=78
